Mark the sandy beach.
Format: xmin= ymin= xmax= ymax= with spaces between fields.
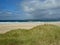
xmin=0 ymin=22 xmax=60 ymax=33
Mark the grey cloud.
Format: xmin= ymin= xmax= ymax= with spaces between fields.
xmin=0 ymin=11 xmax=23 ymax=20
xmin=30 ymin=7 xmax=60 ymax=20
xmin=22 ymin=0 xmax=60 ymax=20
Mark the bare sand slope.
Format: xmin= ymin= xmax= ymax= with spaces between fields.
xmin=0 ymin=22 xmax=60 ymax=33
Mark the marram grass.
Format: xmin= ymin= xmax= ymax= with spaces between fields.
xmin=0 ymin=24 xmax=60 ymax=45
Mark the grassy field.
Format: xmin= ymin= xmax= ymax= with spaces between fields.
xmin=0 ymin=24 xmax=60 ymax=45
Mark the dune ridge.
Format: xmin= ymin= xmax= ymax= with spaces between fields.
xmin=0 ymin=22 xmax=60 ymax=33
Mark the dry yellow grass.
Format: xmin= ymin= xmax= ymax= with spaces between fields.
xmin=0 ymin=24 xmax=60 ymax=45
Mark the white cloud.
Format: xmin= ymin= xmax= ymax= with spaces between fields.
xmin=22 ymin=0 xmax=60 ymax=12
xmin=22 ymin=0 xmax=60 ymax=20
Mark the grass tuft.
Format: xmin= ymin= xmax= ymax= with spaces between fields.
xmin=0 ymin=24 xmax=60 ymax=45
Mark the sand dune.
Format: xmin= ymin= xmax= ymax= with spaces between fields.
xmin=0 ymin=22 xmax=60 ymax=33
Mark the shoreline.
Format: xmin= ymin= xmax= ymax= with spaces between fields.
xmin=0 ymin=22 xmax=60 ymax=33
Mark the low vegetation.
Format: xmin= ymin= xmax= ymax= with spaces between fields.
xmin=0 ymin=24 xmax=60 ymax=45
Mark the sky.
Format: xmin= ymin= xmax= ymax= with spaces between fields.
xmin=0 ymin=0 xmax=60 ymax=20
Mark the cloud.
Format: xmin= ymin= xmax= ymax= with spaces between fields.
xmin=22 ymin=0 xmax=60 ymax=11
xmin=0 ymin=11 xmax=23 ymax=20
xmin=22 ymin=0 xmax=60 ymax=20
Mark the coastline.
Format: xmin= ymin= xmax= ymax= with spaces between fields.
xmin=0 ymin=21 xmax=60 ymax=33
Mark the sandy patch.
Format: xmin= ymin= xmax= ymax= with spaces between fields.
xmin=0 ymin=22 xmax=60 ymax=33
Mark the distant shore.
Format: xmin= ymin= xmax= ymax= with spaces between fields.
xmin=0 ymin=22 xmax=60 ymax=33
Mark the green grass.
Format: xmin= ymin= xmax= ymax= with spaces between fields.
xmin=0 ymin=24 xmax=60 ymax=45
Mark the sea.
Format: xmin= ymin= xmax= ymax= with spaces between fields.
xmin=0 ymin=20 xmax=60 ymax=22
xmin=0 ymin=20 xmax=59 ymax=25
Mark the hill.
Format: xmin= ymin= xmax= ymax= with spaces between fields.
xmin=0 ymin=24 xmax=60 ymax=45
